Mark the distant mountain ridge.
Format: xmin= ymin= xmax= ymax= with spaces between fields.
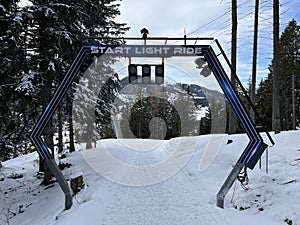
xmin=118 ymin=76 xmax=225 ymax=109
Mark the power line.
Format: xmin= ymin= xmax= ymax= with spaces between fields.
xmin=188 ymin=0 xmax=252 ymax=36
xmin=188 ymin=10 xmax=231 ymax=36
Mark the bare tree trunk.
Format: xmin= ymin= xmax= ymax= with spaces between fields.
xmin=250 ymin=0 xmax=259 ymax=121
xmin=41 ymin=158 xmax=53 ymax=185
xmin=39 ymin=156 xmax=44 ymax=172
xmin=38 ymin=93 xmax=55 ymax=185
xmin=57 ymin=106 xmax=63 ymax=153
xmin=272 ymin=0 xmax=281 ymax=133
xmin=229 ymin=0 xmax=237 ymax=134
xmin=42 ymin=119 xmax=55 ymax=185
xmin=67 ymin=95 xmax=75 ymax=152
xmin=292 ymin=73 xmax=295 ymax=130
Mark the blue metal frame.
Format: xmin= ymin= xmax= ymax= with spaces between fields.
xmin=29 ymin=46 xmax=93 ymax=210
xmin=29 ymin=41 xmax=269 ymax=210
xmin=204 ymin=47 xmax=267 ymax=169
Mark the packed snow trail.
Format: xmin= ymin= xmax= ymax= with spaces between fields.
xmin=53 ymin=137 xmax=233 ymax=225
xmin=54 ymin=163 xmax=229 ymax=225
xmin=6 ymin=132 xmax=299 ymax=225
xmin=52 ymin=135 xmax=281 ymax=225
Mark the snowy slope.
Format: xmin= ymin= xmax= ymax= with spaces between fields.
xmin=1 ymin=131 xmax=299 ymax=225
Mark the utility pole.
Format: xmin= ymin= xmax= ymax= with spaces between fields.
xmin=272 ymin=0 xmax=280 ymax=133
xmin=250 ymin=0 xmax=259 ymax=121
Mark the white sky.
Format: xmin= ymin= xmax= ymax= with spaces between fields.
xmin=117 ymin=0 xmax=300 ymax=87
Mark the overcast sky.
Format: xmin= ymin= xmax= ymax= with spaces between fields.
xmin=117 ymin=0 xmax=300 ymax=87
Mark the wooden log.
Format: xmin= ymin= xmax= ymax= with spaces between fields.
xmin=70 ymin=173 xmax=84 ymax=195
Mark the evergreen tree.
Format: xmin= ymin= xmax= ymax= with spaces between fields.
xmin=256 ymin=75 xmax=272 ymax=129
xmin=257 ymin=19 xmax=300 ymax=131
xmin=95 ymin=74 xmax=121 ymax=139
xmin=278 ymin=19 xmax=300 ymax=130
xmin=0 ymin=0 xmax=33 ymax=160
xmin=22 ymin=0 xmax=128 ymax=152
xmin=200 ymin=96 xmax=226 ymax=135
xmin=200 ymin=107 xmax=211 ymax=135
xmin=0 ymin=0 xmax=128 ymax=184
xmin=128 ymin=96 xmax=182 ymax=140
xmin=124 ymin=85 xmax=199 ymax=140
xmin=272 ymin=0 xmax=280 ymax=133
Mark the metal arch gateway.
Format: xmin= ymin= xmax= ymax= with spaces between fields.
xmin=29 ymin=37 xmax=273 ymax=210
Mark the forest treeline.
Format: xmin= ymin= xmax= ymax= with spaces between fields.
xmin=255 ymin=19 xmax=300 ymax=132
xmin=0 ymin=0 xmax=128 ymax=166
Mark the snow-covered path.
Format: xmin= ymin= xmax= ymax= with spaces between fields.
xmin=58 ymin=173 xmax=227 ymax=225
xmin=54 ymin=137 xmax=231 ymax=225
xmin=3 ymin=131 xmax=299 ymax=225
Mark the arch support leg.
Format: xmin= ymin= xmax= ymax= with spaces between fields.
xmin=45 ymin=159 xmax=73 ymax=210
xmin=217 ymin=163 xmax=244 ymax=208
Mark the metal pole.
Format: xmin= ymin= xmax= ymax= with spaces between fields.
xmin=217 ymin=163 xmax=245 ymax=208
xmin=266 ymin=147 xmax=268 ymax=174
xmin=259 ymin=157 xmax=262 ymax=170
xmin=45 ymin=159 xmax=72 ymax=209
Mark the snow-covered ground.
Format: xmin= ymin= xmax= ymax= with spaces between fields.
xmin=0 ymin=131 xmax=299 ymax=225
